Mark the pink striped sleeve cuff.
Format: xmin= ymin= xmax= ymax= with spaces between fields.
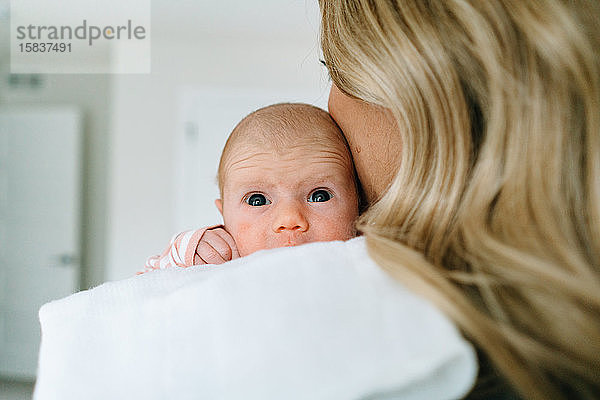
xmin=138 ymin=225 xmax=223 ymax=274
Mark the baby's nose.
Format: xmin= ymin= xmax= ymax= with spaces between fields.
xmin=272 ymin=201 xmax=309 ymax=233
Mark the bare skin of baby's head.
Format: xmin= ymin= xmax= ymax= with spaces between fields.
xmin=215 ymin=103 xmax=359 ymax=257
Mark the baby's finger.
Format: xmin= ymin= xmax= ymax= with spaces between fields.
xmin=210 ymin=228 xmax=240 ymax=259
xmin=201 ymin=230 xmax=234 ymax=261
xmin=192 ymin=253 xmax=206 ymax=265
xmin=196 ymin=240 xmax=227 ymax=265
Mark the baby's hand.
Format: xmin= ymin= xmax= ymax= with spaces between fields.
xmin=193 ymin=227 xmax=240 ymax=265
xmin=140 ymin=226 xmax=240 ymax=274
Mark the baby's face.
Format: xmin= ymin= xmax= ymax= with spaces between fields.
xmin=217 ymin=141 xmax=358 ymax=257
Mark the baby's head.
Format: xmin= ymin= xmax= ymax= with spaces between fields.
xmin=215 ymin=103 xmax=359 ymax=257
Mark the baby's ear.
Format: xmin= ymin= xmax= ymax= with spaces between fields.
xmin=215 ymin=199 xmax=223 ymax=216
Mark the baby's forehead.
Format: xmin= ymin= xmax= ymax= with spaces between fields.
xmin=226 ymin=108 xmax=351 ymax=159
xmin=234 ymin=125 xmax=348 ymax=153
xmin=221 ymin=129 xmax=355 ymax=188
xmin=222 ymin=143 xmax=355 ymax=195
xmin=226 ymin=134 xmax=351 ymax=170
xmin=218 ymin=103 xmax=354 ymax=193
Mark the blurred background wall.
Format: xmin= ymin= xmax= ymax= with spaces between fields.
xmin=0 ymin=1 xmax=329 ymax=398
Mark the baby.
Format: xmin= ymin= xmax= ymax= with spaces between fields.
xmin=142 ymin=103 xmax=359 ymax=272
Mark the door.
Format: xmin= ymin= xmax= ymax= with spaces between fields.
xmin=0 ymin=106 xmax=81 ymax=379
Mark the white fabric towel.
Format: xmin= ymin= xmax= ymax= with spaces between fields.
xmin=34 ymin=237 xmax=477 ymax=400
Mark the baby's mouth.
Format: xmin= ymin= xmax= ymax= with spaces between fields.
xmin=283 ymin=237 xmax=304 ymax=247
xmin=276 ymin=232 xmax=306 ymax=248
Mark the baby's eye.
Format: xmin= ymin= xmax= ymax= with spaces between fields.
xmin=308 ymin=189 xmax=332 ymax=203
xmin=245 ymin=193 xmax=271 ymax=206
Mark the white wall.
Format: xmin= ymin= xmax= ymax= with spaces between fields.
xmin=106 ymin=5 xmax=330 ymax=280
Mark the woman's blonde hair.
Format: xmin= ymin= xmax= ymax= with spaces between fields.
xmin=320 ymin=1 xmax=600 ymax=398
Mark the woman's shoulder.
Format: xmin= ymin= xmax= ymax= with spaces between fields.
xmin=36 ymin=238 xmax=477 ymax=400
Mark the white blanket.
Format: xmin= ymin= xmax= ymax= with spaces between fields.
xmin=34 ymin=237 xmax=477 ymax=399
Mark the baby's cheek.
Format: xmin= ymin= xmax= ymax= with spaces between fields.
xmin=233 ymin=222 xmax=262 ymax=257
xmin=333 ymin=220 xmax=357 ymax=240
xmin=316 ymin=214 xmax=356 ymax=241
